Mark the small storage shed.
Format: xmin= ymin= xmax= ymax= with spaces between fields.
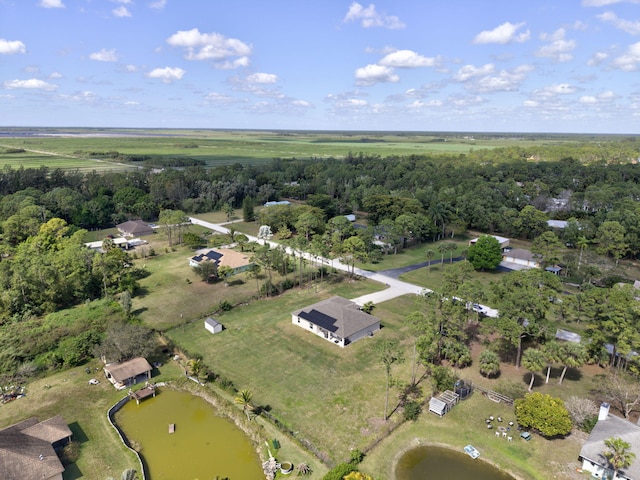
xmin=429 ymin=390 xmax=460 ymax=417
xmin=204 ymin=317 xmax=222 ymax=334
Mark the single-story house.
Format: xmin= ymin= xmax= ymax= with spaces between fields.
xmin=501 ymin=248 xmax=540 ymax=269
xmin=0 ymin=415 xmax=72 ymax=480
xmin=291 ymin=296 xmax=380 ymax=347
xmin=264 ymin=201 xmax=291 ymax=207
xmin=204 ymin=317 xmax=222 ymax=334
xmin=344 ymin=214 xmax=356 ymax=222
xmin=104 ymin=357 xmax=153 ymax=390
xmin=84 ymin=237 xmax=134 ymax=252
xmin=579 ymin=403 xmax=640 ymax=480
xmin=116 ymin=219 xmax=155 ymax=237
xmin=189 ymin=248 xmax=254 ymax=275
xmin=469 ymin=235 xmax=510 ymax=249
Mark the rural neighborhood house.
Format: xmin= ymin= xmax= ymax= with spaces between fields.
xmin=104 ymin=357 xmax=153 ymax=390
xmin=291 ymin=296 xmax=380 ymax=347
xmin=0 ymin=415 xmax=72 ymax=480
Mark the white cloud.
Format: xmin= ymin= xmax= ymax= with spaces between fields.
xmin=579 ymin=91 xmax=615 ymax=104
xmin=408 ymin=99 xmax=443 ymax=108
xmin=89 ymin=48 xmax=118 ymax=62
xmin=124 ymin=101 xmax=140 ymax=105
xmin=582 ymin=0 xmax=640 ymax=6
xmin=454 ymin=63 xmax=495 ymax=82
xmin=535 ymin=83 xmax=578 ymax=98
xmin=473 ymin=22 xmax=530 ymax=44
xmin=379 ymin=50 xmax=439 ymax=68
xmin=166 ymin=28 xmax=251 ymax=68
xmin=59 ymin=90 xmax=97 ymax=102
xmin=344 ymin=2 xmax=405 ymax=30
xmin=111 ymin=0 xmax=132 ymax=3
xmin=113 ymin=6 xmax=132 ymax=17
xmin=246 ymin=73 xmax=278 ymax=84
xmin=146 ymin=66 xmax=185 ymax=83
xmin=125 ymin=64 xmax=137 ymax=72
xmin=455 ymin=64 xmax=533 ymax=93
xmin=588 ymin=51 xmax=609 ymax=66
xmin=291 ymin=99 xmax=311 ymax=107
xmin=149 ymin=0 xmax=167 ymax=9
xmin=596 ymin=11 xmax=640 ymax=35
xmin=0 ymin=39 xmax=26 ymax=55
xmin=3 ymin=78 xmax=58 ymax=90
xmin=50 ymin=72 xmax=62 ymax=78
xmin=39 ymin=0 xmax=65 ymax=8
xmin=611 ymin=41 xmax=640 ymax=70
xmin=354 ymin=64 xmax=399 ymax=86
xmin=536 ymin=28 xmax=576 ymax=62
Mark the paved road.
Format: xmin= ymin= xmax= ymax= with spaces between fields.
xmin=188 ymin=217 xmax=498 ymax=316
xmin=189 ymin=216 xmax=430 ymax=305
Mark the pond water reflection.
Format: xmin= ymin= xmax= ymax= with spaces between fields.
xmin=395 ymin=445 xmax=516 ymax=480
xmin=114 ymin=389 xmax=263 ymax=480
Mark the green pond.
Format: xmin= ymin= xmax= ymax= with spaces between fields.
xmin=395 ymin=445 xmax=516 ymax=480
xmin=114 ymin=389 xmax=264 ymax=480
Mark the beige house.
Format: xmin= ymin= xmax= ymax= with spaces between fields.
xmin=104 ymin=357 xmax=153 ymax=390
xmin=189 ymin=248 xmax=254 ymax=275
xmin=291 ymin=296 xmax=380 ymax=347
xmin=501 ymin=248 xmax=541 ymax=269
xmin=0 ymin=415 xmax=72 ymax=480
xmin=116 ymin=219 xmax=154 ymax=237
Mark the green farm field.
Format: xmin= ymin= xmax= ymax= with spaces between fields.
xmin=0 ymin=128 xmax=598 ymax=171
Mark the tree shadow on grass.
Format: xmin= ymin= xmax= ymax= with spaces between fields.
xmin=68 ymin=422 xmax=88 ymax=443
xmin=61 ymin=461 xmax=83 ymax=480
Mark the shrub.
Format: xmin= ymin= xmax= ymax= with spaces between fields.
xmin=403 ymin=401 xmax=422 ymax=421
xmin=321 ymin=463 xmax=355 ymax=480
xmin=218 ymin=300 xmax=233 ymax=312
xmin=515 ymin=393 xmax=572 ymax=438
xmin=565 ymin=396 xmax=598 ymax=427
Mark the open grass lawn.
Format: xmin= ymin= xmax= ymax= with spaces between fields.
xmin=0 ymin=147 xmax=137 ymax=172
xmin=360 ymin=392 xmax=587 ymax=480
xmin=0 ymin=130 xmax=505 ymax=170
xmin=399 ymin=262 xmax=504 ymax=293
xmin=165 ymin=278 xmax=402 ymax=464
xmin=358 ymin=238 xmax=472 ymax=272
xmin=0 ymin=359 xmax=184 ymax=480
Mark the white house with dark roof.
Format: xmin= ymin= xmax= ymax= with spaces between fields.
xmin=291 ymin=296 xmax=380 ymax=347
xmin=579 ymin=403 xmax=640 ymax=480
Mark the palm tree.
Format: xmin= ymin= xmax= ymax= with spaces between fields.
xmin=603 ymin=437 xmax=636 ymax=480
xmin=542 ymin=341 xmax=562 ymax=384
xmin=577 ymin=236 xmax=589 ymax=268
xmin=425 ymin=249 xmax=435 ymax=271
xmin=478 ymin=349 xmax=500 ymax=377
xmin=234 ymin=389 xmax=254 ymax=421
xmin=522 ymin=348 xmax=546 ymax=391
xmin=558 ymin=342 xmax=587 ymax=385
xmin=447 ymin=242 xmax=457 ymax=263
xmin=437 ymin=242 xmax=448 ymax=265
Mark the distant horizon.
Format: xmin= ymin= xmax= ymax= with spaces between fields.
xmin=2 ymin=1 xmax=640 ymax=133
xmin=0 ymin=126 xmax=636 ymax=137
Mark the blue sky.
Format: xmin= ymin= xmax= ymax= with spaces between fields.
xmin=1 ymin=0 xmax=640 ymax=133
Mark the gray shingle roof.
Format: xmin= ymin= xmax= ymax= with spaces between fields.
xmin=579 ymin=413 xmax=640 ymax=479
xmin=0 ymin=416 xmax=69 ymax=480
xmin=292 ymin=296 xmax=380 ymax=339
